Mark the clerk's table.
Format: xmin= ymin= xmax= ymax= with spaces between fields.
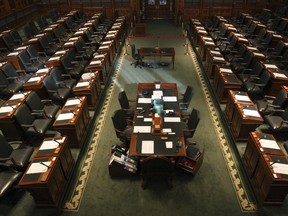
xmin=129 ymin=83 xmax=186 ymax=157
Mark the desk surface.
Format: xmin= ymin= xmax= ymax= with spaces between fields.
xmin=129 ymin=83 xmax=186 ymax=157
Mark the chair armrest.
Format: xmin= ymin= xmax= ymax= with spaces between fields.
xmin=16 ymin=69 xmax=26 ymax=75
xmin=264 ymin=95 xmax=276 ymax=100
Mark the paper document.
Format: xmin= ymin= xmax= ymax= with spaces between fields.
xmin=138 ymin=98 xmax=151 ymax=104
xmin=165 ymin=141 xmax=173 ymax=149
xmin=144 ymin=118 xmax=152 ymax=122
xmin=65 ymin=98 xmax=81 ymax=106
xmin=162 ymin=96 xmax=177 ymax=102
xmin=272 ymin=163 xmax=288 ymax=175
xmin=235 ymin=95 xmax=250 ymax=102
xmin=162 ymin=128 xmax=172 ymax=133
xmin=102 ymin=41 xmax=112 ymax=45
xmin=153 ymin=90 xmax=163 ymax=97
xmin=155 ymin=84 xmax=161 ymax=89
xmin=10 ymin=93 xmax=25 ymax=100
xmin=264 ymin=64 xmax=278 ymax=69
xmin=214 ymin=56 xmax=225 ymax=61
xmin=76 ymin=81 xmax=89 ymax=87
xmin=48 ymin=56 xmax=60 ymax=61
xmin=81 ymin=73 xmax=94 ymax=80
xmin=26 ymin=161 xmax=52 ymax=174
xmin=54 ymin=50 xmax=66 ymax=55
xmin=99 ymin=45 xmax=109 ymax=49
xmin=0 ymin=106 xmax=13 ymax=113
xmin=133 ymin=126 xmax=151 ymax=133
xmin=7 ymin=52 xmax=19 ymax=56
xmin=64 ymin=42 xmax=74 ymax=46
xmin=164 ymin=117 xmax=181 ymax=122
xmin=39 ymin=140 xmax=60 ymax=150
xmin=57 ymin=113 xmax=74 ymax=121
xmin=141 ymin=141 xmax=154 ymax=154
xmin=243 ymin=109 xmax=261 ymax=118
xmin=220 ymin=68 xmax=232 ymax=73
xmin=273 ymin=72 xmax=287 ymax=78
xmin=28 ymin=76 xmax=41 ymax=82
xmin=259 ymin=139 xmax=280 ymax=150
xmin=36 ymin=68 xmax=49 ymax=74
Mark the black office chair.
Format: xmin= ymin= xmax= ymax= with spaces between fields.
xmin=118 ymin=91 xmax=136 ymax=117
xmin=0 ymin=133 xmax=34 ymax=172
xmin=0 ymin=71 xmax=23 ymax=99
xmin=43 ymin=75 xmax=72 ymax=105
xmin=18 ymin=51 xmax=44 ymax=74
xmin=237 ymin=61 xmax=265 ymax=83
xmin=111 ymin=109 xmax=133 ymax=145
xmin=140 ymin=156 xmax=175 ymax=189
xmin=256 ymin=88 xmax=288 ymax=115
xmin=263 ymin=106 xmax=288 ymax=133
xmin=26 ymin=45 xmax=50 ymax=64
xmin=60 ymin=50 xmax=86 ymax=79
xmin=14 ymin=104 xmax=53 ymax=138
xmin=180 ymin=86 xmax=193 ymax=110
xmin=25 ymin=91 xmax=60 ymax=119
xmin=243 ymin=69 xmax=271 ymax=101
xmin=182 ymin=108 xmax=200 ymax=142
xmin=0 ymin=165 xmax=22 ymax=199
xmin=50 ymin=67 xmax=77 ymax=89
xmin=1 ymin=62 xmax=32 ymax=83
xmin=130 ymin=44 xmax=142 ymax=68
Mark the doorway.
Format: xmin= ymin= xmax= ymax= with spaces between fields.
xmin=141 ymin=0 xmax=173 ymax=19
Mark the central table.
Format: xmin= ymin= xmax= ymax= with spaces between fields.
xmin=129 ymin=82 xmax=186 ymax=157
xmin=139 ymin=48 xmax=175 ymax=69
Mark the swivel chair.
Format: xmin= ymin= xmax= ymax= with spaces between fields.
xmin=130 ymin=44 xmax=142 ymax=68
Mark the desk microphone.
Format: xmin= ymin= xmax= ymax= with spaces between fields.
xmin=270 ymin=159 xmax=280 ymax=167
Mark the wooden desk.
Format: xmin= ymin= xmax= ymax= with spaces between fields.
xmin=87 ymin=53 xmax=109 ymax=83
xmin=225 ymin=90 xmax=253 ymax=124
xmin=4 ymin=50 xmax=25 ymax=70
xmin=18 ymin=156 xmax=67 ymax=208
xmin=230 ymin=104 xmax=263 ymax=140
xmin=242 ymin=132 xmax=288 ymax=205
xmin=45 ymin=50 xmax=68 ymax=68
xmin=214 ymin=71 xmax=242 ymax=103
xmin=129 ymin=82 xmax=186 ymax=157
xmin=34 ymin=136 xmax=75 ymax=181
xmin=198 ymin=36 xmax=216 ymax=61
xmin=204 ymin=48 xmax=226 ymax=79
xmin=52 ymin=96 xmax=90 ymax=148
xmin=0 ymin=91 xmax=31 ymax=140
xmin=242 ymin=132 xmax=284 ymax=179
xmin=73 ymin=71 xmax=101 ymax=110
xmin=139 ymin=48 xmax=175 ymax=69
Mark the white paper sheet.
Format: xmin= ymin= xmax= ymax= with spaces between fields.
xmin=243 ymin=109 xmax=261 ymax=118
xmin=235 ymin=95 xmax=250 ymax=102
xmin=36 ymin=68 xmax=49 ymax=74
xmin=28 ymin=76 xmax=41 ymax=82
xmin=166 ymin=141 xmax=173 ymax=149
xmin=164 ymin=117 xmax=181 ymax=122
xmin=162 ymin=128 xmax=172 ymax=133
xmin=272 ymin=163 xmax=288 ymax=175
xmin=133 ymin=126 xmax=151 ymax=133
xmin=259 ymin=139 xmax=280 ymax=150
xmin=264 ymin=64 xmax=278 ymax=69
xmin=10 ymin=93 xmax=25 ymax=100
xmin=138 ymin=98 xmax=151 ymax=104
xmin=56 ymin=113 xmax=74 ymax=121
xmin=39 ymin=140 xmax=60 ymax=150
xmin=26 ymin=161 xmax=52 ymax=174
xmin=273 ymin=72 xmax=287 ymax=78
xmin=141 ymin=140 xmax=154 ymax=154
xmin=65 ymin=98 xmax=81 ymax=106
xmin=76 ymin=81 xmax=89 ymax=88
xmin=144 ymin=118 xmax=152 ymax=122
xmin=220 ymin=68 xmax=233 ymax=73
xmin=162 ymin=96 xmax=177 ymax=102
xmin=0 ymin=106 xmax=13 ymax=113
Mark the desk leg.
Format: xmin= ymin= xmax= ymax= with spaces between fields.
xmin=172 ymin=56 xmax=175 ymax=69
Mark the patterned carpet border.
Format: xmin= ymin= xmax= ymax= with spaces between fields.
xmin=63 ymin=52 xmax=124 ymax=211
xmin=189 ymin=45 xmax=257 ymax=212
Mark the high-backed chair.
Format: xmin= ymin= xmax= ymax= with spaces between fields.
xmin=182 ymin=108 xmax=200 ymax=141
xmin=179 ymin=86 xmax=193 ymax=110
xmin=263 ymin=106 xmax=288 ymax=133
xmin=243 ymin=69 xmax=271 ymax=101
xmin=18 ymin=51 xmax=44 ymax=73
xmin=256 ymin=88 xmax=288 ymax=115
xmin=0 ymin=133 xmax=34 ymax=171
xmin=26 ymin=45 xmax=50 ymax=63
xmin=140 ymin=156 xmax=175 ymax=189
xmin=14 ymin=104 xmax=53 ymax=137
xmin=111 ymin=109 xmax=133 ymax=145
xmin=50 ymin=67 xmax=77 ymax=88
xmin=130 ymin=44 xmax=142 ymax=68
xmin=0 ymin=71 xmax=23 ymax=99
xmin=25 ymin=91 xmax=60 ymax=119
xmin=60 ymin=50 xmax=86 ymax=79
xmin=1 ymin=62 xmax=32 ymax=83
xmin=118 ymin=90 xmax=136 ymax=117
xmin=237 ymin=61 xmax=265 ymax=83
xmin=0 ymin=165 xmax=22 ymax=199
xmin=43 ymin=75 xmax=72 ymax=105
